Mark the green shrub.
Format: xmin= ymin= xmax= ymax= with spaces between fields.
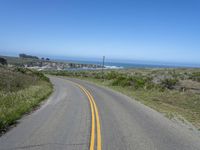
xmin=160 ymin=78 xmax=178 ymax=89
xmin=93 ymin=72 xmax=102 ymax=79
xmin=129 ymin=76 xmax=154 ymax=89
xmin=105 ymin=71 xmax=118 ymax=80
xmin=189 ymin=72 xmax=200 ymax=82
xmin=110 ymin=75 xmax=154 ymax=89
xmin=111 ymin=76 xmax=130 ymax=87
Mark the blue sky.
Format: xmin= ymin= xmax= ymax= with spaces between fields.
xmin=0 ymin=0 xmax=200 ymax=64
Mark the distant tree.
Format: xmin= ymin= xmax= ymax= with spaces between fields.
xmin=46 ymin=58 xmax=50 ymax=61
xmin=0 ymin=57 xmax=7 ymax=65
xmin=19 ymin=53 xmax=26 ymax=58
xmin=41 ymin=57 xmax=45 ymax=60
xmin=69 ymin=63 xmax=75 ymax=68
xmin=19 ymin=53 xmax=39 ymax=59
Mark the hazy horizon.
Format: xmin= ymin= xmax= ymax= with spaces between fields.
xmin=1 ymin=51 xmax=200 ymax=68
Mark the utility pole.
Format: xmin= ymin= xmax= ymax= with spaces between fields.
xmin=102 ymin=56 xmax=105 ymax=79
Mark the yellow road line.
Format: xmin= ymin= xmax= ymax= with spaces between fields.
xmin=72 ymin=82 xmax=102 ymax=150
xmin=86 ymin=90 xmax=102 ymax=150
xmin=76 ymin=84 xmax=96 ymax=150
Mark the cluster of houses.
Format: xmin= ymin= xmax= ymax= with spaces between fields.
xmin=0 ymin=54 xmax=103 ymax=71
xmin=26 ymin=60 xmax=102 ymax=71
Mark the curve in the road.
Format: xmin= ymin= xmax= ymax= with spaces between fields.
xmin=1 ymin=76 xmax=200 ymax=150
xmin=73 ymin=82 xmax=102 ymax=150
xmin=67 ymin=77 xmax=200 ymax=150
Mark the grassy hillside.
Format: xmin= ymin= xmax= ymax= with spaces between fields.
xmin=0 ymin=55 xmax=41 ymax=66
xmin=46 ymin=69 xmax=200 ymax=129
xmin=0 ymin=66 xmax=52 ymax=133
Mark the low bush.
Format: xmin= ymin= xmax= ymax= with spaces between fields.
xmin=189 ymin=72 xmax=200 ymax=82
xmin=104 ymin=71 xmax=119 ymax=80
xmin=160 ymin=78 xmax=178 ymax=89
xmin=111 ymin=76 xmax=131 ymax=87
xmin=110 ymin=74 xmax=154 ymax=89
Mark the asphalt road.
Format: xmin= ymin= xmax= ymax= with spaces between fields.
xmin=0 ymin=76 xmax=200 ymax=150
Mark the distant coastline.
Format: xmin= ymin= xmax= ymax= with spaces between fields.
xmin=1 ymin=53 xmax=200 ymax=69
xmin=59 ymin=59 xmax=200 ymax=69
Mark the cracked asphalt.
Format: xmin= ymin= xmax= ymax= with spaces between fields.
xmin=0 ymin=76 xmax=200 ymax=150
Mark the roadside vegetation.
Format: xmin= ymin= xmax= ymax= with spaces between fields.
xmin=0 ymin=66 xmax=52 ymax=133
xmin=46 ymin=68 xmax=200 ymax=129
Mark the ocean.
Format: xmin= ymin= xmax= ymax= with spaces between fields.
xmin=61 ymin=59 xmax=200 ymax=69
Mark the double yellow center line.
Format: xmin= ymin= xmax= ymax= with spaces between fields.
xmin=75 ymin=83 xmax=102 ymax=150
